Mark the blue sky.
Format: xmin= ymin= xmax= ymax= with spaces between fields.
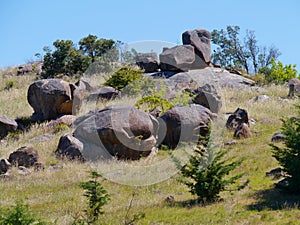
xmin=0 ymin=0 xmax=299 ymax=72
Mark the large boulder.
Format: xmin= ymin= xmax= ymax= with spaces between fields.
xmin=136 ymin=52 xmax=159 ymax=73
xmin=159 ymin=45 xmax=195 ymax=71
xmin=27 ymin=79 xmax=75 ymax=121
xmin=8 ymin=146 xmax=41 ymax=168
xmin=73 ymin=106 xmax=159 ymax=160
xmin=159 ymin=105 xmax=212 ymax=149
xmin=226 ymin=108 xmax=249 ymax=130
xmin=55 ymin=134 xmax=84 ymax=161
xmin=191 ymin=84 xmax=222 ymax=114
xmin=182 ymin=28 xmax=211 ymax=65
xmin=0 ymin=116 xmax=18 ymax=139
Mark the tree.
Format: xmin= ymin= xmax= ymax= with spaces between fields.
xmin=42 ymin=35 xmax=118 ymax=78
xmin=0 ymin=200 xmax=46 ymax=225
xmin=180 ymin=138 xmax=245 ymax=203
xmin=74 ymin=171 xmax=110 ymax=224
xmin=271 ymin=103 xmax=300 ymax=193
xmin=211 ymin=25 xmax=281 ymax=74
xmin=79 ymin=35 xmax=116 ymax=63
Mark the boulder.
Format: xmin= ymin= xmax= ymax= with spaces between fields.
xmin=88 ymin=86 xmax=121 ymax=101
xmin=17 ymin=64 xmax=33 ymax=75
xmin=234 ymin=123 xmax=251 ymax=139
xmin=288 ymin=78 xmax=300 ymax=97
xmin=27 ymin=79 xmax=74 ymax=121
xmin=136 ymin=52 xmax=159 ymax=73
xmin=46 ymin=115 xmax=76 ymax=130
xmin=8 ymin=146 xmax=41 ymax=168
xmin=55 ymin=134 xmax=84 ymax=161
xmin=271 ymin=132 xmax=286 ymax=142
xmin=226 ymin=108 xmax=249 ymax=130
xmin=0 ymin=159 xmax=11 ymax=174
xmin=182 ymin=28 xmax=211 ymax=64
xmin=73 ymin=106 xmax=159 ymax=160
xmin=159 ymin=45 xmax=195 ymax=71
xmin=0 ymin=116 xmax=18 ymax=139
xmin=159 ymin=105 xmax=212 ymax=149
xmin=191 ymin=84 xmax=222 ymax=114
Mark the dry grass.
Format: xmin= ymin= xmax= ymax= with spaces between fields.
xmin=0 ymin=72 xmax=300 ymax=224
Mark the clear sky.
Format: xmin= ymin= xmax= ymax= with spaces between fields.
xmin=0 ymin=0 xmax=299 ymax=71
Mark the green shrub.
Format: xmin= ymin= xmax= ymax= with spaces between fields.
xmin=136 ymin=95 xmax=174 ymax=113
xmin=73 ymin=171 xmax=110 ymax=224
xmin=252 ymin=73 xmax=268 ymax=86
xmin=104 ymin=66 xmax=143 ymax=90
xmin=271 ymin=103 xmax=300 ymax=193
xmin=0 ymin=200 xmax=46 ymax=225
xmin=262 ymin=59 xmax=298 ymax=84
xmin=123 ymin=76 xmax=157 ymax=96
xmin=4 ymin=80 xmax=14 ymax=90
xmin=180 ymin=139 xmax=245 ymax=203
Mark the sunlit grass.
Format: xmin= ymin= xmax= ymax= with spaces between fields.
xmin=0 ymin=71 xmax=299 ymax=224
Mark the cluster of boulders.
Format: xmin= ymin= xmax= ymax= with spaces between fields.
xmin=136 ymin=28 xmax=212 ymax=73
xmin=226 ymin=108 xmax=252 ymax=139
xmin=55 ymin=104 xmax=212 ymax=161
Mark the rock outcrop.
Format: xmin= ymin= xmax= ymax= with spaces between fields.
xmin=182 ymin=28 xmax=211 ymax=68
xmin=136 ymin=52 xmax=159 ymax=72
xmin=159 ymin=45 xmax=195 ymax=71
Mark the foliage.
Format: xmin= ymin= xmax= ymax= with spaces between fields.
xmin=42 ymin=35 xmax=117 ymax=78
xmin=104 ymin=66 xmax=143 ymax=90
xmin=75 ymin=171 xmax=110 ymax=224
xmin=4 ymin=80 xmax=14 ymax=90
xmin=267 ymin=59 xmax=298 ymax=84
xmin=211 ymin=25 xmax=281 ymax=74
xmin=136 ymin=95 xmax=174 ymax=113
xmin=271 ymin=103 xmax=300 ymax=193
xmin=123 ymin=76 xmax=157 ymax=96
xmin=180 ymin=139 xmax=244 ymax=202
xmin=0 ymin=200 xmax=46 ymax=225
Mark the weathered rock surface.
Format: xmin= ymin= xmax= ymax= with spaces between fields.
xmin=136 ymin=52 xmax=159 ymax=73
xmin=0 ymin=116 xmax=18 ymax=139
xmin=88 ymin=86 xmax=121 ymax=101
xmin=55 ymin=134 xmax=84 ymax=161
xmin=226 ymin=108 xmax=249 ymax=130
xmin=27 ymin=79 xmax=74 ymax=121
xmin=73 ymin=106 xmax=159 ymax=160
xmin=191 ymin=84 xmax=222 ymax=114
xmin=158 ymin=104 xmax=212 ymax=149
xmin=288 ymin=78 xmax=300 ymax=97
xmin=8 ymin=146 xmax=42 ymax=168
xmin=182 ymin=28 xmax=211 ymax=67
xmin=234 ymin=123 xmax=251 ymax=139
xmin=159 ymin=45 xmax=195 ymax=71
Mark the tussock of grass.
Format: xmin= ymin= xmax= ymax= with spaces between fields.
xmin=0 ymin=73 xmax=300 ymax=224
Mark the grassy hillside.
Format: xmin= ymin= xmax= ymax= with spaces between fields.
xmin=0 ymin=72 xmax=300 ymax=225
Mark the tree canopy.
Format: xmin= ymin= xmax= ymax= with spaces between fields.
xmin=211 ymin=25 xmax=281 ymax=74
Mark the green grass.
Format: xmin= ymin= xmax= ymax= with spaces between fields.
xmin=0 ymin=73 xmax=300 ymax=224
